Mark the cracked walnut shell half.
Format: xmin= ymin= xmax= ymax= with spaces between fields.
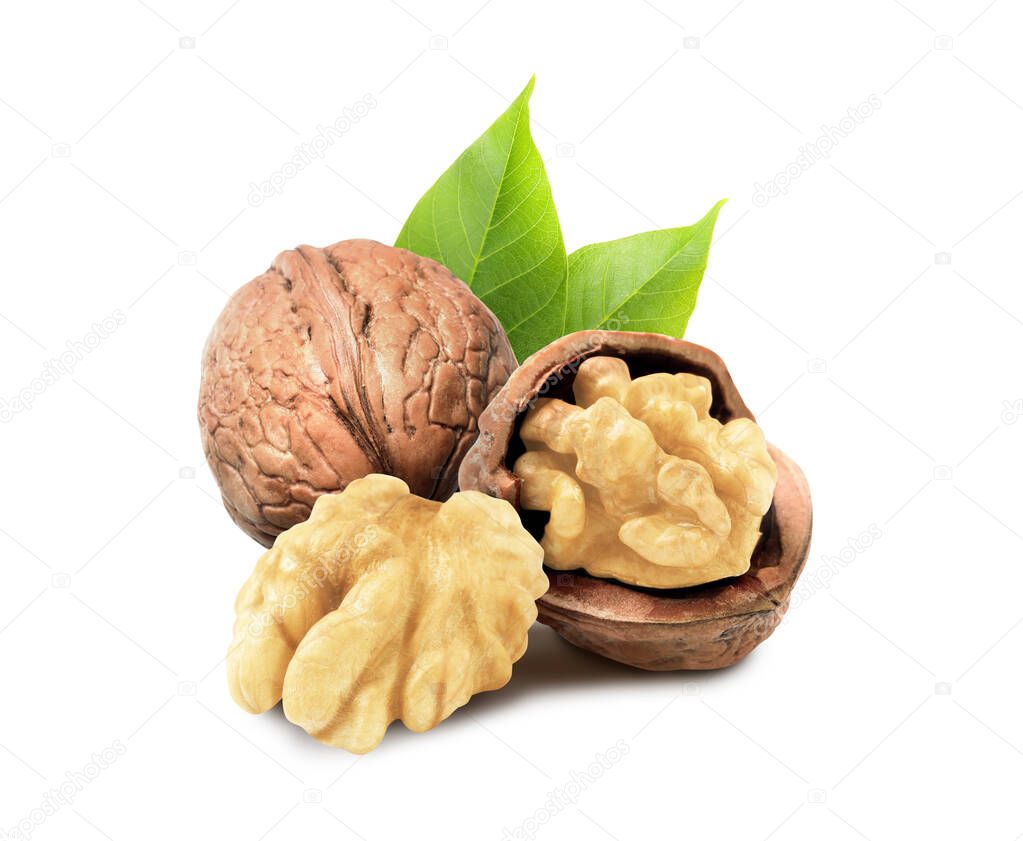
xmin=459 ymin=331 xmax=812 ymax=671
xmin=228 ymin=474 xmax=547 ymax=753
xmin=198 ymin=239 xmax=517 ymax=547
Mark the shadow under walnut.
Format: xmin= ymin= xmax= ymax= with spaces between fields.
xmin=459 ymin=330 xmax=813 ymax=671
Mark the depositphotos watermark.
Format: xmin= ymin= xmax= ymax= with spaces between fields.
xmin=790 ymin=524 xmax=881 ymax=609
xmin=247 ymin=94 xmax=377 ymax=206
xmin=1 ymin=310 xmax=126 ymax=422
xmin=245 ymin=523 xmax=379 ymax=639
xmin=752 ymin=94 xmax=882 ymax=207
xmin=2 ymin=740 xmax=126 ymax=840
xmin=490 ymin=315 xmax=632 ymax=426
xmin=501 ymin=740 xmax=630 ymax=840
xmin=1001 ymin=398 xmax=1023 ymax=424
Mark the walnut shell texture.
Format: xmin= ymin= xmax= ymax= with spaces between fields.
xmin=199 ymin=239 xmax=517 ymax=546
xmin=459 ymin=330 xmax=812 ymax=671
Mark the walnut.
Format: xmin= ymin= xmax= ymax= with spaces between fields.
xmin=227 ymin=474 xmax=547 ymax=753
xmin=459 ymin=330 xmax=812 ymax=671
xmin=513 ymin=356 xmax=777 ymax=588
xmin=198 ymin=239 xmax=517 ymax=546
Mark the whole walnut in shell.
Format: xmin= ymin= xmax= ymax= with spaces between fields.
xmin=198 ymin=239 xmax=517 ymax=545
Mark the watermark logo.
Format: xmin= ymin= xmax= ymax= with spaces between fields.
xmin=2 ymin=740 xmax=126 ymax=840
xmin=501 ymin=740 xmax=630 ymax=840
xmin=490 ymin=315 xmax=632 ymax=425
xmin=0 ymin=310 xmax=126 ymax=423
xmin=247 ymin=95 xmax=377 ymax=206
xmin=753 ymin=95 xmax=882 ymax=207
xmin=245 ymin=524 xmax=379 ymax=639
xmin=1001 ymin=398 xmax=1023 ymax=425
xmin=790 ymin=524 xmax=881 ymax=608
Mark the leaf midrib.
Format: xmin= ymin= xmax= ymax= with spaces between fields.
xmin=463 ymin=96 xmax=530 ymax=288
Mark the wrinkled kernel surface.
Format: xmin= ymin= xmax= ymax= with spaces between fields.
xmin=513 ymin=356 xmax=777 ymax=588
xmin=228 ymin=474 xmax=547 ymax=753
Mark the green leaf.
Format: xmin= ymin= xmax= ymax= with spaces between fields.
xmin=564 ymin=199 xmax=726 ymax=337
xmin=396 ymin=77 xmax=567 ymax=362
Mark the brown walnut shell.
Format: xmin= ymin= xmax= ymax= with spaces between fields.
xmin=199 ymin=239 xmax=516 ymax=546
xmin=459 ymin=330 xmax=812 ymax=670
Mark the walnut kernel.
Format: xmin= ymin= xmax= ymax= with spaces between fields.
xmin=227 ymin=474 xmax=547 ymax=753
xmin=513 ymin=356 xmax=777 ymax=588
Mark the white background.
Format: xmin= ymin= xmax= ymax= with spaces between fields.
xmin=2 ymin=1 xmax=1022 ymax=838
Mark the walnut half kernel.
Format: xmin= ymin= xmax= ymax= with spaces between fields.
xmin=513 ymin=357 xmax=778 ymax=589
xmin=227 ymin=474 xmax=547 ymax=753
